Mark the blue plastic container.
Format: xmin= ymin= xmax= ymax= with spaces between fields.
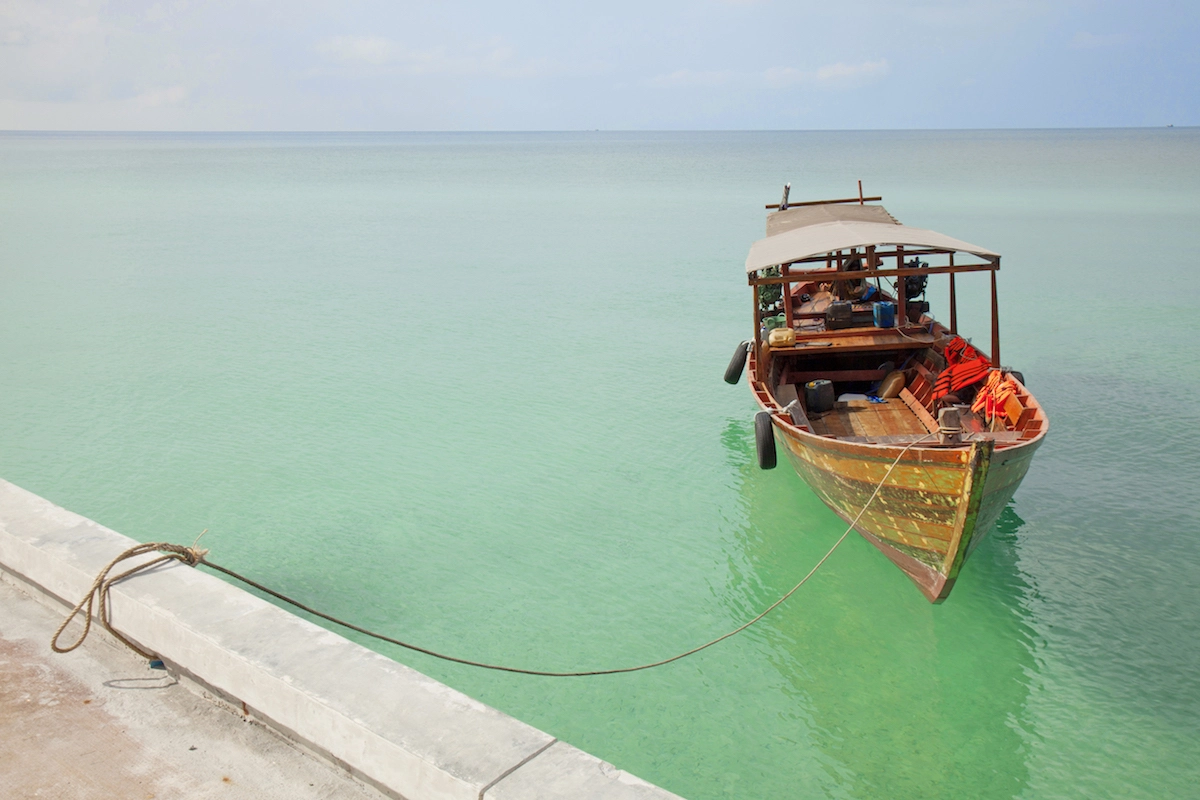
xmin=873 ymin=301 xmax=896 ymax=328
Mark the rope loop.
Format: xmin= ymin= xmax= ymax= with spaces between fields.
xmin=50 ymin=542 xmax=208 ymax=659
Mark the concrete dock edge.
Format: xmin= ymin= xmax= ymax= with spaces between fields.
xmin=0 ymin=479 xmax=683 ymax=800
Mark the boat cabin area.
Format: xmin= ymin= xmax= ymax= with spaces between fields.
xmin=744 ymin=190 xmax=1046 ymax=448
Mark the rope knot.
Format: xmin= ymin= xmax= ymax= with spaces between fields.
xmin=180 ymin=546 xmax=208 ymax=566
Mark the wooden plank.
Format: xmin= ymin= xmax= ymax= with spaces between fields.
xmin=900 ymin=388 xmax=939 ymax=433
xmin=879 ymin=401 xmax=928 ymax=435
xmin=771 ymin=329 xmax=936 ymax=354
xmin=1003 ymin=392 xmax=1025 ymax=429
xmin=812 ymin=398 xmax=929 ymax=440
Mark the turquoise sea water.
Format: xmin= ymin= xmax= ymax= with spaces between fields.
xmin=2 ymin=129 xmax=1198 ymax=798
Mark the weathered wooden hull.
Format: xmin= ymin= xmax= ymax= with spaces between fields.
xmin=769 ymin=421 xmax=1042 ymax=601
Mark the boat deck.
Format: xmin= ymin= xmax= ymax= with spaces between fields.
xmin=808 ymin=398 xmax=928 ymax=438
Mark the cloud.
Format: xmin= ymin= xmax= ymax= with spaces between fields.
xmin=134 ymin=85 xmax=187 ymax=107
xmin=1070 ymin=31 xmax=1125 ymax=49
xmin=816 ymin=60 xmax=889 ymax=81
xmin=313 ymin=35 xmax=544 ymax=78
xmin=316 ymin=35 xmax=395 ymax=66
xmin=762 ymin=67 xmax=804 ymax=88
xmin=647 ymin=69 xmax=735 ymax=88
xmin=764 ymin=59 xmax=889 ymax=88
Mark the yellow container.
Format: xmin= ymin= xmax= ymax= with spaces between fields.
xmin=878 ymin=370 xmax=906 ymax=398
xmin=768 ymin=327 xmax=796 ymax=347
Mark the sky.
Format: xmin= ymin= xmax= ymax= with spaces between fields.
xmin=0 ymin=0 xmax=1196 ymax=130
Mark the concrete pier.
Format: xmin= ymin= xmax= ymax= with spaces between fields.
xmin=0 ymin=575 xmax=389 ymax=799
xmin=0 ymin=480 xmax=683 ymax=800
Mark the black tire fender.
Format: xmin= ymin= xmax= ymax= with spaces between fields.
xmin=754 ymin=411 xmax=777 ymax=470
xmin=724 ymin=341 xmax=750 ymax=384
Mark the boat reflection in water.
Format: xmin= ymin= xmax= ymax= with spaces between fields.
xmin=723 ymin=415 xmax=1039 ymax=797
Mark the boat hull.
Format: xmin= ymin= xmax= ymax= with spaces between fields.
xmin=772 ymin=420 xmax=1042 ymax=602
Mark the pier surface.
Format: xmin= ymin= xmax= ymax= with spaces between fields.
xmin=0 ymin=574 xmax=385 ymax=799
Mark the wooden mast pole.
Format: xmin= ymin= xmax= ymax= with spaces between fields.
xmin=990 ymin=265 xmax=1001 ymax=366
xmin=949 ymin=253 xmax=958 ymax=333
xmin=752 ymin=282 xmax=763 ymax=358
xmin=782 ymin=263 xmax=793 ymax=330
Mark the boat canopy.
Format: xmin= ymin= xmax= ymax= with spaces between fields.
xmin=744 ymin=204 xmax=999 ymax=274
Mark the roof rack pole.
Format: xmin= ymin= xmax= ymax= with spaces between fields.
xmin=858 ymin=180 xmax=864 ymax=205
xmin=752 ymin=282 xmax=763 ymax=355
xmin=990 ymin=268 xmax=1001 ymax=367
xmin=949 ymin=253 xmax=958 ymax=333
xmin=782 ymin=263 xmax=794 ymax=330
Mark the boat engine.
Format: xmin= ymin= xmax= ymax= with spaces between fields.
xmin=904 ymin=258 xmax=930 ymax=322
xmin=904 ymin=259 xmax=929 ymax=301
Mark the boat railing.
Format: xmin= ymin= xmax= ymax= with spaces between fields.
xmin=749 ymin=247 xmax=1003 ymax=366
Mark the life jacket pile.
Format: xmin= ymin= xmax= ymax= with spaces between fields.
xmin=971 ymin=370 xmax=1017 ymax=423
xmin=931 ymin=337 xmax=992 ymax=402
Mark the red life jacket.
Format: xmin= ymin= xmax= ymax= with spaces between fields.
xmin=932 ymin=336 xmax=992 ymax=401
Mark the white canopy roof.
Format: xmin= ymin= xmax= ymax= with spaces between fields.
xmin=744 ymin=205 xmax=999 ymax=274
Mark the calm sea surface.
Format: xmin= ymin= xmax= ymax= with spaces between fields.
xmin=2 ymin=129 xmax=1198 ymax=798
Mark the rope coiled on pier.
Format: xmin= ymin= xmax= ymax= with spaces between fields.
xmin=51 ymin=542 xmax=209 ymax=659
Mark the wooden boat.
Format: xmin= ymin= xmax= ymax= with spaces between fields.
xmin=725 ymin=186 xmax=1047 ymax=602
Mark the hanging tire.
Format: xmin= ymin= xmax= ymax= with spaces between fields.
xmin=724 ymin=341 xmax=750 ymax=384
xmin=754 ymin=411 xmax=777 ymax=470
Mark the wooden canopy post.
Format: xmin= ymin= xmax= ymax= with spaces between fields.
xmin=752 ymin=283 xmax=763 ymax=353
xmin=782 ymin=263 xmax=794 ymax=329
xmin=896 ymin=246 xmax=907 ymax=326
xmin=990 ymin=268 xmax=1001 ymax=366
xmin=949 ymin=253 xmax=958 ymax=333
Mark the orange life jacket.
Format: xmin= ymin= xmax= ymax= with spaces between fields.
xmin=971 ymin=370 xmax=1016 ymax=422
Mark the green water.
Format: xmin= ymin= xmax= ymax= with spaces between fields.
xmin=2 ymin=130 xmax=1198 ymax=798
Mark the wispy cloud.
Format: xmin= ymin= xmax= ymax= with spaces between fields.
xmin=134 ymin=85 xmax=187 ymax=107
xmin=764 ymin=59 xmax=889 ymax=88
xmin=647 ymin=69 xmax=735 ymax=88
xmin=314 ymin=35 xmax=544 ymax=78
xmin=317 ymin=35 xmax=395 ymax=66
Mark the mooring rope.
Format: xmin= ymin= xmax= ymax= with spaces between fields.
xmin=52 ymin=434 xmax=933 ymax=676
xmin=51 ymin=541 xmax=209 ymax=659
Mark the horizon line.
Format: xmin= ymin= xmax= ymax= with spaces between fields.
xmin=0 ymin=125 xmax=1191 ymax=135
